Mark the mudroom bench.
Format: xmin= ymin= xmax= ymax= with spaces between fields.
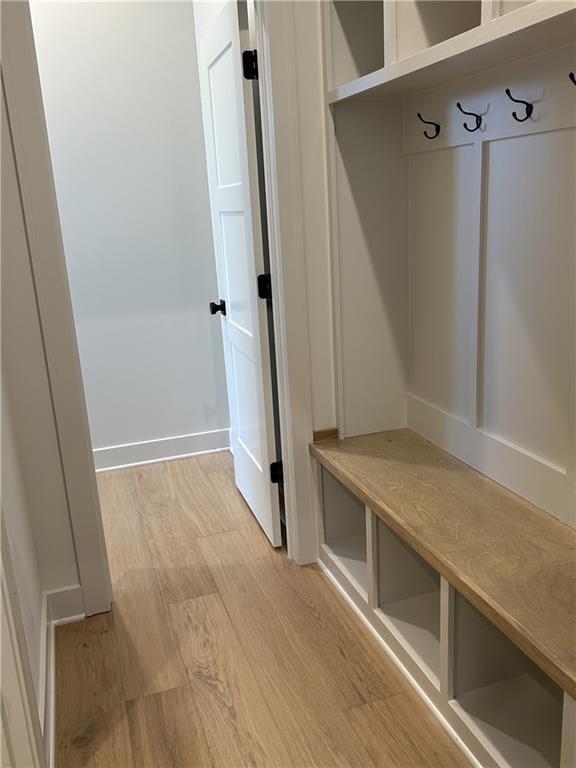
xmin=309 ymin=429 xmax=576 ymax=768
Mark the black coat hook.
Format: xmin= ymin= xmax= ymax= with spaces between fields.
xmin=505 ymin=88 xmax=534 ymax=122
xmin=569 ymin=72 xmax=576 ymax=86
xmin=456 ymin=102 xmax=482 ymax=132
xmin=417 ymin=112 xmax=441 ymax=140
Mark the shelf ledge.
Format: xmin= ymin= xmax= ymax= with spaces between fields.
xmin=328 ymin=3 xmax=576 ymax=103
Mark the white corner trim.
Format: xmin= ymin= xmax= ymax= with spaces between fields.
xmin=37 ymin=593 xmax=49 ymax=729
xmin=45 ymin=586 xmax=85 ymax=623
xmin=93 ymin=428 xmax=230 ymax=472
xmin=39 ymin=586 xmax=86 ymax=767
xmin=47 ymin=622 xmax=56 ymax=768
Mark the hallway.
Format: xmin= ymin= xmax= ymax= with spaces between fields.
xmin=56 ymin=452 xmax=469 ymax=767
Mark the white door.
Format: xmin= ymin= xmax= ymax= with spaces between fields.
xmin=198 ymin=0 xmax=282 ymax=546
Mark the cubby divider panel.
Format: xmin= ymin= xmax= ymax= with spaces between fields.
xmin=375 ymin=519 xmax=441 ymax=686
xmin=321 ymin=468 xmax=368 ymax=595
xmin=451 ymin=592 xmax=564 ymax=768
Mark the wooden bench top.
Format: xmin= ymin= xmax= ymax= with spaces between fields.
xmin=310 ymin=429 xmax=576 ymax=697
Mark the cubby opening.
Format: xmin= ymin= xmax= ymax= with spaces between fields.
xmin=499 ymin=0 xmax=536 ymax=16
xmin=396 ymin=0 xmax=482 ymax=60
xmin=328 ymin=0 xmax=385 ymax=88
xmin=321 ymin=468 xmax=368 ymax=596
xmin=375 ymin=519 xmax=440 ymax=686
xmin=330 ymin=98 xmax=408 ymax=437
xmin=451 ymin=593 xmax=564 ymax=768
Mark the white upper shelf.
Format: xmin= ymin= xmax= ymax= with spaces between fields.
xmin=327 ymin=2 xmax=576 ymax=104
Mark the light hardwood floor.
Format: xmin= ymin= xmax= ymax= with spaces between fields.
xmin=56 ymin=452 xmax=469 ymax=767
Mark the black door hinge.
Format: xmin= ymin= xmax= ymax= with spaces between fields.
xmin=270 ymin=460 xmax=283 ymax=485
xmin=242 ymin=49 xmax=258 ymax=80
xmin=257 ymin=273 xmax=272 ymax=300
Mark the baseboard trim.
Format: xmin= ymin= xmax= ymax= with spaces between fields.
xmin=37 ymin=594 xmax=49 ymax=729
xmin=46 ymin=622 xmax=56 ymax=768
xmin=40 ymin=586 xmax=85 ymax=767
xmin=46 ymin=585 xmax=84 ymax=623
xmin=93 ymin=428 xmax=230 ymax=472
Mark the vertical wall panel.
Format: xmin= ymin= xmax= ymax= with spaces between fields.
xmin=410 ymin=145 xmax=477 ymax=421
xmin=481 ymin=130 xmax=575 ymax=469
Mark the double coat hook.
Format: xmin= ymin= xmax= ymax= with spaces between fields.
xmin=417 ymin=112 xmax=441 ymax=140
xmin=505 ymin=88 xmax=534 ymax=122
xmin=456 ymin=102 xmax=482 ymax=132
xmin=570 ymin=72 xmax=576 ymax=86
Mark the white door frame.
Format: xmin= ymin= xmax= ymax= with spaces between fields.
xmin=2 ymin=2 xmax=112 ymax=616
xmin=247 ymin=1 xmax=318 ymax=564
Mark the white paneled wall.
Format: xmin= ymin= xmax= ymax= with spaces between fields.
xmin=409 ymin=146 xmax=477 ymax=423
xmin=329 ymin=42 xmax=575 ymax=527
xmin=481 ymin=130 xmax=574 ymax=470
xmin=404 ymin=43 xmax=575 ymax=526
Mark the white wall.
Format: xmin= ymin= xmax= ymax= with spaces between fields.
xmin=31 ymin=1 xmax=230 ymax=469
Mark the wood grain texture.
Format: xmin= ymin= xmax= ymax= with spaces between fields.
xmin=198 ymin=530 xmax=377 ymax=767
xmin=310 ymin=429 xmax=576 ymax=696
xmin=313 ymin=427 xmax=340 ymax=442
xmin=127 ymin=687 xmax=211 ymax=768
xmin=196 ymin=449 xmax=234 ymax=473
xmin=58 ymin=454 xmax=470 ymax=767
xmin=141 ymin=501 xmax=216 ymax=604
xmin=167 ymin=458 xmax=237 ymax=536
xmin=248 ymin=554 xmax=404 ymax=710
xmin=347 ymin=694 xmax=470 ymax=767
xmin=97 ymin=470 xmax=150 ymax=581
xmin=56 ymin=612 xmax=133 ymax=768
xmin=110 ymin=570 xmax=187 ymax=701
xmin=207 ymin=468 xmax=273 ymax=559
xmin=97 ymin=472 xmax=187 ymax=701
xmin=169 ymin=593 xmax=291 ymax=767
xmin=128 ymin=461 xmax=174 ymax=511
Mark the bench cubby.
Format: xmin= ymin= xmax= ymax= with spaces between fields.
xmin=451 ymin=592 xmax=564 ymax=768
xmin=320 ymin=467 xmax=368 ymax=598
xmin=375 ymin=519 xmax=441 ymax=687
xmin=311 ymin=431 xmax=575 ymax=768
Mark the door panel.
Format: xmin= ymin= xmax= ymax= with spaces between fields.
xmin=198 ymin=0 xmax=281 ymax=546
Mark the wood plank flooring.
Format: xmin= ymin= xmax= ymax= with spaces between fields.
xmin=56 ymin=452 xmax=470 ymax=767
